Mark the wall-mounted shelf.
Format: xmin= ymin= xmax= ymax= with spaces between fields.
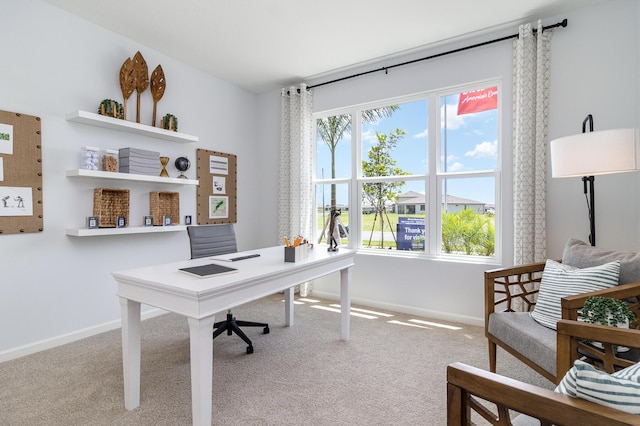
xmin=66 ymin=110 xmax=199 ymax=144
xmin=66 ymin=169 xmax=199 ymax=185
xmin=65 ymin=225 xmax=188 ymax=237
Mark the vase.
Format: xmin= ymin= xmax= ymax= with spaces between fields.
xmin=159 ymin=156 xmax=169 ymax=177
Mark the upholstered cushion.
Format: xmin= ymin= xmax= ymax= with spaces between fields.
xmin=530 ymin=259 xmax=620 ymax=330
xmin=562 ymin=238 xmax=640 ymax=285
xmin=488 ymin=312 xmax=557 ymax=377
xmin=556 ymin=360 xmax=640 ymax=415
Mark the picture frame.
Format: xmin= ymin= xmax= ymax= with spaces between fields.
xmin=87 ymin=216 xmax=99 ymax=229
xmin=143 ymin=215 xmax=153 ymax=227
xmin=185 ymin=215 xmax=192 ymax=225
xmin=208 ymin=196 xmax=229 ymax=219
xmin=116 ymin=216 xmax=126 ymax=228
xmin=163 ymin=215 xmax=172 ymax=226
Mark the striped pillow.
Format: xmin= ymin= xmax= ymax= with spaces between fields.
xmin=530 ymin=259 xmax=620 ymax=330
xmin=554 ymin=360 xmax=640 ymax=403
xmin=574 ymin=360 xmax=640 ymax=414
xmin=555 ymin=360 xmax=640 ymax=398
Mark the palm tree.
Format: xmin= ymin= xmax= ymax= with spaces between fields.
xmin=316 ymin=106 xmax=398 ymax=207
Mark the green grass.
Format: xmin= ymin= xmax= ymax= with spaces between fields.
xmin=316 ymin=210 xmax=425 ymax=248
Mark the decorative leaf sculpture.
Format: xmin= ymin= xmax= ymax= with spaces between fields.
xmin=150 ymin=65 xmax=166 ymax=127
xmin=119 ymin=57 xmax=135 ymax=121
xmin=132 ymin=51 xmax=149 ymax=123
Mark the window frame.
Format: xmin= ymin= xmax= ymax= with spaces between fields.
xmin=312 ymin=79 xmax=502 ymax=263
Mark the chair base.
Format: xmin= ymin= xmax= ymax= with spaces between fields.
xmin=213 ymin=311 xmax=270 ymax=354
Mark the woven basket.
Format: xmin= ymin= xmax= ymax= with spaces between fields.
xmin=150 ymin=191 xmax=179 ymax=225
xmin=93 ymin=188 xmax=130 ymax=228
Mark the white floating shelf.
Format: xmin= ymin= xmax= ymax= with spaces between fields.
xmin=65 ymin=225 xmax=188 ymax=237
xmin=66 ymin=169 xmax=199 ymax=185
xmin=66 ymin=110 xmax=199 ymax=143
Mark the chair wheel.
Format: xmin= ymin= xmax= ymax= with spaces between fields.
xmin=246 ymin=346 xmax=254 ymax=354
xmin=263 ymin=326 xmax=270 ymax=334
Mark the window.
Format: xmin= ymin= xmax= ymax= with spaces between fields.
xmin=314 ymin=82 xmax=500 ymax=260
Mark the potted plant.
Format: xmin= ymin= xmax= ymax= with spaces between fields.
xmin=582 ymin=296 xmax=636 ymax=352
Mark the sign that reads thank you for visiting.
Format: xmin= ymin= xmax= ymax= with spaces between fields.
xmin=396 ymin=217 xmax=425 ymax=251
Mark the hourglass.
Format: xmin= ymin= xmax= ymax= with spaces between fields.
xmin=159 ymin=156 xmax=169 ymax=177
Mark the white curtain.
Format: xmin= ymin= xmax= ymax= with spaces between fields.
xmin=512 ymin=21 xmax=553 ymax=265
xmin=279 ymin=84 xmax=313 ymax=294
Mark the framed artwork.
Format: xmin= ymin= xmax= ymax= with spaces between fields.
xmin=208 ymin=196 xmax=228 ymax=219
xmin=87 ymin=216 xmax=99 ymax=229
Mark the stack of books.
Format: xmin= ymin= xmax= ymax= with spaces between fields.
xmin=119 ymin=148 xmax=160 ymax=176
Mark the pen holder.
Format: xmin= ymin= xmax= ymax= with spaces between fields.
xmin=284 ymin=244 xmax=309 ymax=263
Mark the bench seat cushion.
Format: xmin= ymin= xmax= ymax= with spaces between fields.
xmin=488 ymin=312 xmax=557 ymax=377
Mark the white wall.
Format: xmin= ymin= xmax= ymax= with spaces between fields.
xmin=261 ymin=0 xmax=640 ymax=326
xmin=0 ymin=1 xmax=265 ymax=360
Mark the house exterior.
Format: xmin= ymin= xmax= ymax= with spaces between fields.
xmin=395 ymin=191 xmax=486 ymax=215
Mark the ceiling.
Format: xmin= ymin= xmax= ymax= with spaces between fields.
xmin=43 ymin=0 xmax=606 ymax=93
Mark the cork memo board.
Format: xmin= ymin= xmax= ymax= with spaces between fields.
xmin=196 ymin=149 xmax=237 ymax=224
xmin=0 ymin=110 xmax=43 ymax=234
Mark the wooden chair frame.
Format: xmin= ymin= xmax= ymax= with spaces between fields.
xmin=448 ymin=319 xmax=640 ymax=425
xmin=485 ymin=261 xmax=640 ymax=384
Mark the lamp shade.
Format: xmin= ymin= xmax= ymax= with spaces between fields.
xmin=550 ymin=128 xmax=640 ymax=178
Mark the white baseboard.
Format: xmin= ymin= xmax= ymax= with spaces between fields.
xmin=310 ymin=290 xmax=484 ymax=327
xmin=0 ymin=308 xmax=167 ymax=363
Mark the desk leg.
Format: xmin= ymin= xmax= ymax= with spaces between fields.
xmin=187 ymin=316 xmax=216 ymax=426
xmin=120 ymin=297 xmax=141 ymax=410
xmin=340 ymin=267 xmax=351 ymax=341
xmin=284 ymin=287 xmax=294 ymax=327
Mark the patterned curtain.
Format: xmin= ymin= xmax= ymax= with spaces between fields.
xmin=513 ymin=21 xmax=553 ymax=265
xmin=279 ymin=84 xmax=313 ymax=294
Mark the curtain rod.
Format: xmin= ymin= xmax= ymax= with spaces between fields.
xmin=307 ymin=18 xmax=567 ymax=90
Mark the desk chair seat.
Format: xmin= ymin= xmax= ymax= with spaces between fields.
xmin=187 ymin=224 xmax=269 ymax=354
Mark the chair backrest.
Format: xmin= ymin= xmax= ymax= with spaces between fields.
xmin=187 ymin=224 xmax=238 ymax=259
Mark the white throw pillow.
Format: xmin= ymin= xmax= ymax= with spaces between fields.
xmin=530 ymin=259 xmax=620 ymax=330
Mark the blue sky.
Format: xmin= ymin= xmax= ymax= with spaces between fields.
xmin=316 ymin=91 xmax=498 ymax=207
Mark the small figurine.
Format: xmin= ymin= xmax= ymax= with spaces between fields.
xmin=327 ymin=207 xmax=341 ymax=252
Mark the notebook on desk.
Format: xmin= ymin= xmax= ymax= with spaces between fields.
xmin=178 ymin=263 xmax=238 ymax=278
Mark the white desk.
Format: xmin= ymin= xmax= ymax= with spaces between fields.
xmin=112 ymin=245 xmax=355 ymax=426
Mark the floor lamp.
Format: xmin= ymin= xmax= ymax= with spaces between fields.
xmin=550 ymin=115 xmax=640 ymax=246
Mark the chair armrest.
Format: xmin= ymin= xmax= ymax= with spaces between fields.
xmin=447 ymin=362 xmax=639 ymax=425
xmin=484 ymin=261 xmax=547 ymax=325
xmin=556 ymin=319 xmax=640 ymax=380
xmin=561 ymin=281 xmax=640 ymax=321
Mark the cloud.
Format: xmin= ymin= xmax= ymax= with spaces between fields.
xmin=465 ymin=140 xmax=497 ymax=158
xmin=362 ymin=129 xmax=377 ymax=145
xmin=414 ymin=128 xmax=428 ymax=139
xmin=441 ymin=103 xmax=466 ymax=130
xmin=448 ymin=162 xmax=465 ymax=172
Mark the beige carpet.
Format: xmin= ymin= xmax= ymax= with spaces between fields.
xmin=0 ymin=295 xmax=552 ymax=425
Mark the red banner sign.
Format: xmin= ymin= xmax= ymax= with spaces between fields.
xmin=457 ymin=86 xmax=498 ymax=115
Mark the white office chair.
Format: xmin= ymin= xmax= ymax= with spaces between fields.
xmin=187 ymin=224 xmax=269 ymax=354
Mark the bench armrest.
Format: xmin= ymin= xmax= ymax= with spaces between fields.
xmin=447 ymin=362 xmax=639 ymax=425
